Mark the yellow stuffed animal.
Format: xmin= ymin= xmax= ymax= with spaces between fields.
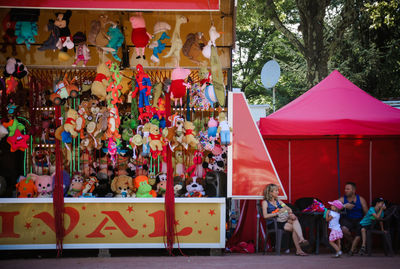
xmin=63 ymin=108 xmax=79 ymax=138
xmin=183 ymin=121 xmax=198 ymax=149
xmin=148 ymin=123 xmax=163 ymax=152
xmin=91 ymin=63 xmax=111 ymax=101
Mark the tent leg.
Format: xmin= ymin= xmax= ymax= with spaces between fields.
xmin=337 ymin=137 xmax=341 ymax=197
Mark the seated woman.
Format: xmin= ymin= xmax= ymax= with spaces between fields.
xmin=262 ymin=183 xmax=309 ymax=256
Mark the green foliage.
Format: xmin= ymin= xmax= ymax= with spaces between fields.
xmin=234 ymin=0 xmax=400 ymax=110
xmin=233 ymin=0 xmax=307 ymax=110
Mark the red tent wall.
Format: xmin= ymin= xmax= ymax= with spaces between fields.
xmin=265 ymin=138 xmax=400 ymax=205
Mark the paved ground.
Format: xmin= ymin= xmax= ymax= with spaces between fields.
xmin=1 ymin=253 xmax=399 ymax=269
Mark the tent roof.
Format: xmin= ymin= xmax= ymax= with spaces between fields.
xmin=259 ymin=70 xmax=400 ymax=137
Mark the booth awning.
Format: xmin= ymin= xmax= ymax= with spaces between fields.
xmin=259 ymin=70 xmax=400 ymax=137
xmin=0 ymin=0 xmax=220 ymax=11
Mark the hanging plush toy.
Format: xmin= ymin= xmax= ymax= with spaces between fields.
xmin=148 ymin=123 xmax=163 ymax=158
xmin=54 ymin=10 xmax=73 ymax=52
xmin=38 ymin=17 xmax=60 ymax=51
xmin=91 ymin=62 xmax=111 ymax=101
xmin=149 ymin=21 xmax=170 ymax=63
xmin=4 ymin=57 xmax=28 ymax=80
xmin=207 ymin=117 xmax=218 ymax=138
xmin=182 ymin=32 xmax=207 ymax=64
xmin=186 ymin=151 xmax=206 ymax=179
xmin=106 ymin=24 xmax=124 ymax=61
xmin=95 ymin=14 xmax=112 ymax=48
xmin=132 ymin=64 xmax=152 ymax=119
xmin=72 ymin=32 xmax=90 ymax=67
xmin=163 ymin=15 xmax=188 ymax=66
xmin=183 ymin=121 xmax=198 ymax=149
xmin=170 ymin=67 xmax=191 ymax=107
xmin=130 ymin=12 xmax=152 ymax=59
xmin=1 ymin=13 xmax=17 ymax=56
xmin=217 ymin=112 xmax=232 ymax=145
xmin=50 ymin=75 xmax=79 ymax=105
xmin=14 ymin=21 xmax=37 ymax=51
xmin=7 ymin=129 xmax=29 ymax=152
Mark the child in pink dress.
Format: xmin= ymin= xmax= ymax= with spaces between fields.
xmin=326 ymin=200 xmax=344 ymax=258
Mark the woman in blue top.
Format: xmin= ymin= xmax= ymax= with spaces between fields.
xmin=261 ymin=184 xmax=309 ymax=256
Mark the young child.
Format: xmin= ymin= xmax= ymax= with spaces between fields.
xmin=326 ymin=200 xmax=344 ymax=258
xmin=350 ymin=197 xmax=386 ymax=255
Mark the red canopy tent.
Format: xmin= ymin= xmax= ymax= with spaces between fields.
xmin=259 ymin=70 xmax=400 ymax=204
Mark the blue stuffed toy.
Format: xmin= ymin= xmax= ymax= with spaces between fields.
xmin=15 ymin=21 xmax=38 ymax=50
xmin=106 ymin=25 xmax=124 ymax=62
xmin=149 ymin=32 xmax=170 ymax=63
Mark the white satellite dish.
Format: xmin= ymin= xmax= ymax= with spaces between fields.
xmin=261 ymin=60 xmax=281 ymax=89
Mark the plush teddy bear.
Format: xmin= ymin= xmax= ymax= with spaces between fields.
xmin=185 ymin=177 xmax=205 ymax=197
xmin=148 ymin=123 xmax=163 ymax=157
xmin=130 ymin=12 xmax=151 ymax=59
xmin=183 ymin=121 xmax=198 ymax=149
xmin=91 ymin=62 xmax=111 ymax=101
xmin=63 ymin=108 xmax=79 ymax=138
xmin=134 ymin=175 xmax=156 ymax=198
xmin=16 ymin=174 xmax=38 ymax=198
xmin=111 ymin=175 xmax=134 ymax=197
xmin=33 ymin=174 xmax=53 ymax=198
xmin=67 ymin=173 xmax=85 ymax=197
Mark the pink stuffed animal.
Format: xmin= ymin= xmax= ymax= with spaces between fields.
xmin=170 ymin=67 xmax=191 ymax=107
xmin=34 ymin=174 xmax=53 ymax=198
xmin=130 ymin=12 xmax=152 ymax=59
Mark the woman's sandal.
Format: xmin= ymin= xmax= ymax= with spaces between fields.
xmin=299 ymin=240 xmax=309 ymax=248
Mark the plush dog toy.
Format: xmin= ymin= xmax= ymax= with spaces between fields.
xmin=156 ymin=173 xmax=167 ymax=197
xmin=16 ymin=174 xmax=38 ymax=198
xmin=111 ymin=175 xmax=134 ymax=197
xmin=185 ymin=177 xmax=205 ymax=197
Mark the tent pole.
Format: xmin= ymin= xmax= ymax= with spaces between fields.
xmin=369 ymin=140 xmax=372 ymax=204
xmin=288 ymin=140 xmax=291 ymax=203
xmin=337 ymin=137 xmax=341 ymax=197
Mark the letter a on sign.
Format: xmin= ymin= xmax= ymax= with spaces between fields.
xmin=227 ymin=92 xmax=286 ymax=199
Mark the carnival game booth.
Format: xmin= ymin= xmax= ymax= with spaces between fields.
xmin=259 ymin=70 xmax=400 ymax=205
xmin=0 ymin=0 xmax=237 ymax=253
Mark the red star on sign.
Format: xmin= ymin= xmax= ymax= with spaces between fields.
xmin=198 ymin=230 xmax=202 ymax=234
xmin=143 ymin=224 xmax=147 ymax=228
xmin=184 ymin=210 xmax=189 ymax=215
xmin=7 ymin=129 xmax=29 ymax=152
xmin=24 ymin=222 xmax=32 ymax=229
xmin=74 ymin=234 xmax=79 ymax=239
xmin=127 ymin=206 xmax=134 ymax=213
xmin=208 ymin=209 xmax=216 ymax=216
xmin=174 ymin=220 xmax=180 ymax=225
xmin=81 ymin=206 xmax=86 ymax=210
xmin=42 ymin=231 xmax=46 ymax=235
xmin=214 ymin=226 xmax=219 ymax=231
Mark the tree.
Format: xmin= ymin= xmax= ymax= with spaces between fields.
xmin=265 ymin=0 xmax=357 ymax=86
xmin=233 ymin=0 xmax=307 ymax=109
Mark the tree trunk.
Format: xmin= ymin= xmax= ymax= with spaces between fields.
xmin=296 ymin=0 xmax=330 ymax=86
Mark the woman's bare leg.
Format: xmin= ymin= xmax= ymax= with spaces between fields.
xmin=292 ymin=219 xmax=305 ymax=242
xmin=285 ymin=223 xmax=304 ymax=254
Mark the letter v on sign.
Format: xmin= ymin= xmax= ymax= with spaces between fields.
xmin=227 ymin=92 xmax=286 ymax=199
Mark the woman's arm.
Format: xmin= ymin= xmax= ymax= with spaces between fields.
xmin=261 ymin=200 xmax=278 ymax=219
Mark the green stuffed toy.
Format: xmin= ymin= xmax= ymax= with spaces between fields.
xmin=15 ymin=21 xmax=38 ymax=50
xmin=5 ymin=118 xmax=25 ymax=137
xmin=107 ymin=25 xmax=124 ymax=62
